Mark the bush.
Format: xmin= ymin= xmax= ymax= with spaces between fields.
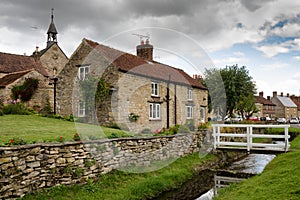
xmin=2 ymin=101 xmax=33 ymax=115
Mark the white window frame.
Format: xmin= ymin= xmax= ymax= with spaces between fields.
xmin=188 ymin=89 xmax=193 ymax=100
xmin=150 ymin=103 xmax=160 ymax=120
xmin=186 ymin=106 xmax=193 ymax=119
xmin=200 ymin=107 xmax=205 ymax=122
xmin=78 ymin=66 xmax=89 ymax=80
xmin=78 ymin=102 xmax=86 ymax=117
xmin=151 ymin=82 xmax=159 ymax=97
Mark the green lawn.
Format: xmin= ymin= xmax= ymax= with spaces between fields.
xmin=0 ymin=115 xmax=134 ymax=146
xmin=215 ymin=133 xmax=300 ymax=200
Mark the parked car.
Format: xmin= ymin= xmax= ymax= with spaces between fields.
xmin=248 ymin=116 xmax=259 ymax=121
xmin=289 ymin=117 xmax=299 ymax=124
xmin=277 ymin=118 xmax=287 ymax=124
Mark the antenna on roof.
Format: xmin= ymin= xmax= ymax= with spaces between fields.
xmin=132 ymin=33 xmax=150 ymax=42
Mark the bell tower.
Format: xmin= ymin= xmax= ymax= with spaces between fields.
xmin=46 ymin=8 xmax=58 ymax=48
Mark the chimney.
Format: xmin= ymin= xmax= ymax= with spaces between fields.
xmin=33 ymin=46 xmax=40 ymax=61
xmin=287 ymin=93 xmax=289 ymax=97
xmin=136 ymin=39 xmax=153 ymax=61
xmin=259 ymin=91 xmax=263 ymax=97
xmin=267 ymin=96 xmax=271 ymax=100
xmin=273 ymin=91 xmax=277 ymax=97
xmin=280 ymin=92 xmax=283 ymax=96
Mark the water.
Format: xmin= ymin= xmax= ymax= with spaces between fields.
xmin=196 ymin=154 xmax=276 ymax=200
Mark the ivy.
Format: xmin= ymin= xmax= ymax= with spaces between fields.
xmin=12 ymin=78 xmax=39 ymax=102
xmin=79 ymin=76 xmax=110 ymax=111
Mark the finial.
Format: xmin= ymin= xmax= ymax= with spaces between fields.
xmin=51 ymin=8 xmax=54 ymax=20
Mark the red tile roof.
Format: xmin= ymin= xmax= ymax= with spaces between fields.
xmin=84 ymin=39 xmax=207 ymax=89
xmin=255 ymin=95 xmax=276 ymax=106
xmin=0 ymin=70 xmax=31 ymax=88
xmin=0 ymin=52 xmax=48 ymax=76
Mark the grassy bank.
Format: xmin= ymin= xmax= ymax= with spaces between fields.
xmin=215 ymin=134 xmax=300 ymax=200
xmin=21 ymin=153 xmax=218 ymax=200
xmin=0 ymin=115 xmax=134 ymax=145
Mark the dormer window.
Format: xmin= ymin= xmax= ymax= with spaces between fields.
xmin=188 ymin=89 xmax=193 ymax=101
xmin=78 ymin=65 xmax=89 ymax=80
xmin=151 ymin=82 xmax=159 ymax=97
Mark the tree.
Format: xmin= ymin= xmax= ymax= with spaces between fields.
xmin=204 ymin=64 xmax=257 ymax=119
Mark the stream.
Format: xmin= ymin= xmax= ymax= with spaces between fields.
xmin=153 ymin=153 xmax=276 ymax=200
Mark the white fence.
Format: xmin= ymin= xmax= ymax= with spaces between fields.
xmin=212 ymin=124 xmax=290 ymax=152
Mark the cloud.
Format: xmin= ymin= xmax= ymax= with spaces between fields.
xmin=260 ymin=62 xmax=289 ymax=70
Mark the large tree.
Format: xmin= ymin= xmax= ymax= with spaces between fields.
xmin=204 ymin=64 xmax=257 ymax=119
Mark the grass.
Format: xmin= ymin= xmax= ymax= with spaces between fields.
xmin=215 ymin=132 xmax=300 ymax=200
xmin=0 ymin=115 xmax=134 ymax=146
xmin=21 ymin=153 xmax=218 ymax=200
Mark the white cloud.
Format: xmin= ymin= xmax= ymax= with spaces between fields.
xmin=260 ymin=62 xmax=289 ymax=70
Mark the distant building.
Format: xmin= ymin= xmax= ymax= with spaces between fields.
xmin=290 ymin=95 xmax=300 ymax=118
xmin=0 ymin=9 xmax=68 ymax=112
xmin=271 ymin=92 xmax=297 ymax=119
xmin=254 ymin=91 xmax=276 ymax=119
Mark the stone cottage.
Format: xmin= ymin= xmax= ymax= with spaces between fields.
xmin=0 ymin=9 xmax=68 ymax=112
xmin=57 ymin=38 xmax=208 ymax=133
xmin=254 ymin=91 xmax=276 ymax=119
xmin=271 ymin=91 xmax=297 ymax=119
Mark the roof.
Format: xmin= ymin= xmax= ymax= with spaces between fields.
xmin=84 ymin=39 xmax=207 ymax=90
xmin=276 ymin=96 xmax=297 ymax=107
xmin=255 ymin=95 xmax=276 ymax=106
xmin=47 ymin=14 xmax=58 ymax=34
xmin=0 ymin=70 xmax=31 ymax=88
xmin=0 ymin=52 xmax=48 ymax=76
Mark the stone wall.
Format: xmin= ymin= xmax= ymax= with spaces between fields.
xmin=0 ymin=132 xmax=202 ymax=199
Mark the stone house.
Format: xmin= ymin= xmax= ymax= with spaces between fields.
xmin=290 ymin=95 xmax=300 ymax=118
xmin=271 ymin=91 xmax=297 ymax=119
xmin=57 ymin=38 xmax=208 ymax=133
xmin=254 ymin=91 xmax=276 ymax=119
xmin=0 ymin=9 xmax=68 ymax=112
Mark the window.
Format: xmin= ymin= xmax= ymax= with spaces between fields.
xmin=151 ymin=82 xmax=159 ymax=96
xmin=186 ymin=106 xmax=193 ymax=119
xmin=150 ymin=103 xmax=160 ymax=119
xmin=78 ymin=102 xmax=86 ymax=117
xmin=200 ymin=107 xmax=205 ymax=122
xmin=188 ymin=89 xmax=193 ymax=100
xmin=78 ymin=66 xmax=89 ymax=80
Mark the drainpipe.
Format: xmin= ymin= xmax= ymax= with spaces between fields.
xmin=166 ymin=75 xmax=171 ymax=128
xmin=174 ymin=84 xmax=177 ymax=125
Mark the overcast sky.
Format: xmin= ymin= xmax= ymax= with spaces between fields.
xmin=1 ymin=0 xmax=300 ymax=97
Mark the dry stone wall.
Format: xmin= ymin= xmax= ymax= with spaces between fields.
xmin=0 ymin=132 xmax=203 ymax=199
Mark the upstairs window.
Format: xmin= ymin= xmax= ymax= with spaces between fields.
xmin=188 ymin=89 xmax=193 ymax=100
xmin=151 ymin=82 xmax=159 ymax=96
xmin=78 ymin=66 xmax=89 ymax=80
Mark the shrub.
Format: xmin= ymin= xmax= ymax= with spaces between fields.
xmin=73 ymin=133 xmax=81 ymax=141
xmin=2 ymin=100 xmax=33 ymax=115
xmin=12 ymin=78 xmax=39 ymax=102
xmin=7 ymin=137 xmax=27 ymax=146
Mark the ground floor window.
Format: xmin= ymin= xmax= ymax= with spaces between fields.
xmin=186 ymin=106 xmax=193 ymax=119
xmin=150 ymin=103 xmax=160 ymax=119
xmin=200 ymin=106 xmax=206 ymax=122
xmin=78 ymin=102 xmax=86 ymax=117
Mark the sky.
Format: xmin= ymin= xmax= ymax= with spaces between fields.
xmin=1 ymin=0 xmax=300 ymax=97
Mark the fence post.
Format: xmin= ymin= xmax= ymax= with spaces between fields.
xmin=213 ymin=126 xmax=216 ymax=149
xmin=284 ymin=126 xmax=289 ymax=152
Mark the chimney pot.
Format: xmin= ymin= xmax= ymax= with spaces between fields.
xmin=273 ymin=91 xmax=277 ymax=97
xmin=259 ymin=91 xmax=264 ymax=97
xmin=287 ymin=93 xmax=289 ymax=97
xmin=281 ymin=92 xmax=283 ymax=96
xmin=267 ymin=96 xmax=270 ymax=100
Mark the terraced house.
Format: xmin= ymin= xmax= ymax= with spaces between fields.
xmin=57 ymin=38 xmax=208 ymax=133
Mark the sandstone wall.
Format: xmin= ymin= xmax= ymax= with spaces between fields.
xmin=0 ymin=132 xmax=203 ymax=199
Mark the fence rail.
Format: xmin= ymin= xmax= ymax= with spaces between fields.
xmin=212 ymin=124 xmax=290 ymax=153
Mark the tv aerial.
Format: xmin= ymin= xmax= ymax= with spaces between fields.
xmin=132 ymin=33 xmax=150 ymax=42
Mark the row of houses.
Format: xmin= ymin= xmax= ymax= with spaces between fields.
xmin=0 ymin=10 xmax=208 ymax=133
xmin=254 ymin=91 xmax=300 ymax=120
